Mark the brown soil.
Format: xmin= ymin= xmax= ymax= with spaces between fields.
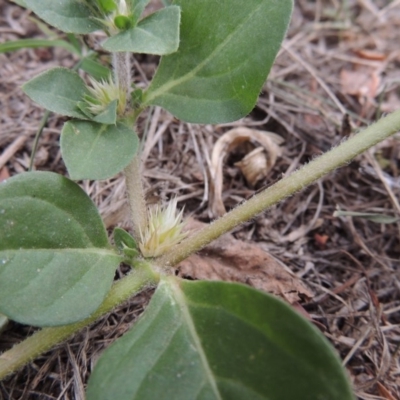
xmin=1 ymin=0 xmax=400 ymax=399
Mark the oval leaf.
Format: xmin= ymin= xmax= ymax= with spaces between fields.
xmin=102 ymin=6 xmax=180 ymax=55
xmin=86 ymin=278 xmax=355 ymax=400
xmin=0 ymin=172 xmax=121 ymax=326
xmin=23 ymin=68 xmax=88 ymax=118
xmin=61 ymin=120 xmax=139 ymax=180
xmin=25 ymin=0 xmax=103 ymax=34
xmin=143 ymin=0 xmax=293 ymax=123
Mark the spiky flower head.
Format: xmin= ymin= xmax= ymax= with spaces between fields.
xmin=139 ymin=199 xmax=187 ymax=258
xmin=84 ymin=75 xmax=126 ymax=116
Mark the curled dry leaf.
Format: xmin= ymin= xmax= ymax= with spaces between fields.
xmin=209 ymin=127 xmax=283 ymax=217
xmin=177 ymin=219 xmax=313 ymax=304
xmin=234 ymin=147 xmax=267 ymax=187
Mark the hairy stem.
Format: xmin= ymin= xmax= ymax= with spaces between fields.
xmin=0 ymin=262 xmax=159 ymax=380
xmin=113 ymin=52 xmax=131 ymax=105
xmin=159 ymin=109 xmax=400 ymax=266
xmin=1 ymin=109 xmax=400 ymax=380
xmin=113 ymin=52 xmax=147 ymax=239
xmin=124 ymin=155 xmax=147 ymax=239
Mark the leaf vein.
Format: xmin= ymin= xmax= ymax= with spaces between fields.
xmin=144 ymin=1 xmax=265 ymax=104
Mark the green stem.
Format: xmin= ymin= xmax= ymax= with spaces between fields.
xmin=159 ymin=109 xmax=400 ymax=267
xmin=124 ymin=155 xmax=147 ymax=240
xmin=113 ymin=52 xmax=148 ymax=240
xmin=0 ymin=262 xmax=159 ymax=380
xmin=2 ymin=109 xmax=400 ymax=381
xmin=28 ymin=110 xmax=50 ymax=171
xmin=113 ymin=52 xmax=131 ymax=103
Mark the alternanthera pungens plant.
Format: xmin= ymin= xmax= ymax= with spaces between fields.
xmin=1 ymin=1 xmax=400 ymax=398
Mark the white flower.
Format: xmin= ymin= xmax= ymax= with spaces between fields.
xmin=139 ymin=199 xmax=187 ymax=258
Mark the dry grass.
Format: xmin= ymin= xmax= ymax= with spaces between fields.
xmin=1 ymin=0 xmax=400 ymax=398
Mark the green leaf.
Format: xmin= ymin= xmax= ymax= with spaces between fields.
xmin=86 ymin=278 xmax=355 ymax=400
xmin=76 ymin=101 xmax=95 ymax=119
xmin=66 ymin=33 xmax=83 ymax=54
xmin=0 ymin=172 xmax=121 ymax=326
xmin=113 ymin=228 xmax=139 ymax=258
xmin=61 ymin=120 xmax=139 ymax=180
xmin=0 ymin=39 xmax=79 ymax=55
xmin=10 ymin=0 xmax=27 ymax=8
xmin=113 ymin=228 xmax=138 ymax=251
xmin=143 ymin=0 xmax=293 ymax=123
xmin=131 ymin=88 xmax=143 ymax=107
xmin=102 ymin=6 xmax=180 ymax=55
xmin=24 ymin=0 xmax=103 ymax=34
xmin=23 ymin=67 xmax=88 ymax=118
xmin=80 ymin=58 xmax=111 ymax=80
xmin=333 ymin=210 xmax=399 ymax=224
xmin=92 ymin=99 xmax=118 ymax=124
xmin=130 ymin=0 xmax=151 ymax=25
xmin=98 ymin=0 xmax=117 ymax=14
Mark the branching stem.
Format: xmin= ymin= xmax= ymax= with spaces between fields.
xmin=1 ymin=109 xmax=400 ymax=380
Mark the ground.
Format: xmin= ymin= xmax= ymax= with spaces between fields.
xmin=0 ymin=0 xmax=400 ymax=399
